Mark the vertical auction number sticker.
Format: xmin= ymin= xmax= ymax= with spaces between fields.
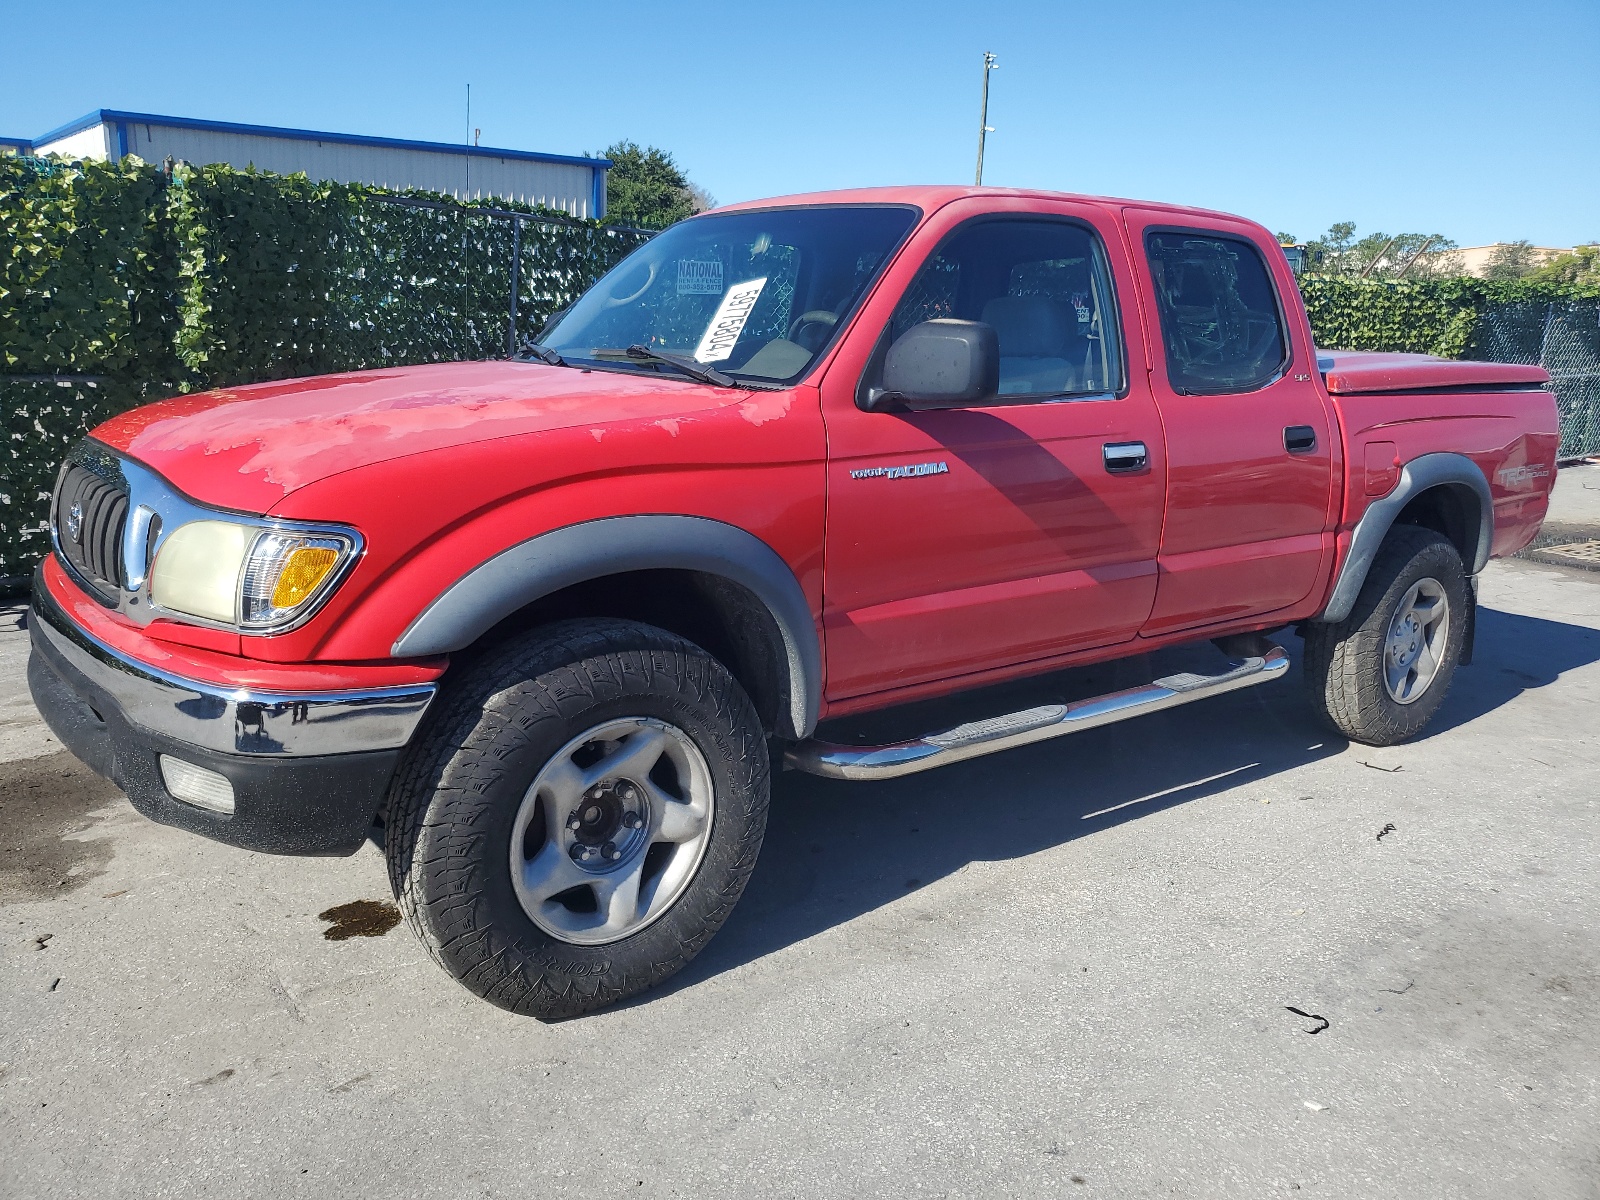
xmin=693 ymin=277 xmax=767 ymax=363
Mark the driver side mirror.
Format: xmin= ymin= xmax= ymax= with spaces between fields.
xmin=868 ymin=319 xmax=999 ymax=412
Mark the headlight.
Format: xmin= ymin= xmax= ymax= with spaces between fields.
xmin=150 ymin=520 xmax=358 ymax=631
xmin=149 ymin=521 xmax=253 ymax=623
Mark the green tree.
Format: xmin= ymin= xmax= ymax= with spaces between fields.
xmin=1528 ymin=243 xmax=1600 ymax=287
xmin=598 ymin=141 xmax=713 ymax=229
xmin=1303 ymin=222 xmax=1458 ymax=280
xmin=1483 ymin=240 xmax=1541 ymax=280
xmin=1305 ymin=221 xmax=1358 ymax=269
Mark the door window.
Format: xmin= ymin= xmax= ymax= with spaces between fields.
xmin=1145 ymin=232 xmax=1288 ymax=395
xmin=888 ymin=219 xmax=1126 ymax=399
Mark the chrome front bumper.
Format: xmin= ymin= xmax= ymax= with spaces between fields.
xmin=30 ymin=578 xmax=436 ymax=758
xmin=28 ymin=569 xmax=440 ymax=855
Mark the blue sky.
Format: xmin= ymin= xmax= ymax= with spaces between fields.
xmin=3 ymin=0 xmax=1596 ymax=246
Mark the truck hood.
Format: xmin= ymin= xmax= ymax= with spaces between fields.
xmin=1317 ymin=349 xmax=1550 ymax=395
xmin=91 ymin=361 xmax=734 ymax=513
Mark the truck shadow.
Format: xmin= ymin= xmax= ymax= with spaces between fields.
xmin=652 ymin=604 xmax=1600 ymax=1000
xmin=1427 ymin=604 xmax=1600 ymax=736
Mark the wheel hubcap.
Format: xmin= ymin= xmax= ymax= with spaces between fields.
xmin=1383 ymin=577 xmax=1450 ymax=705
xmin=510 ymin=717 xmax=715 ymax=946
xmin=565 ymin=779 xmax=647 ymax=866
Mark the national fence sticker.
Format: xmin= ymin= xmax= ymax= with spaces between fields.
xmin=677 ymin=259 xmax=724 ymax=296
xmin=693 ymin=277 xmax=767 ymax=362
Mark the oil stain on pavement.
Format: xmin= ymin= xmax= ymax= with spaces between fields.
xmin=0 ymin=750 xmax=123 ymax=903
xmin=318 ymin=899 xmax=401 ymax=941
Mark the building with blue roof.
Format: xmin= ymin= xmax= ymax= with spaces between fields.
xmin=6 ymin=110 xmax=610 ymax=219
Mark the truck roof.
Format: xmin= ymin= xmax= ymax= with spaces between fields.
xmin=711 ymin=185 xmax=1254 ymax=227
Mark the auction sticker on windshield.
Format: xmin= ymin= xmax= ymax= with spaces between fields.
xmin=677 ymin=260 xmax=724 ymax=296
xmin=694 ymin=278 xmax=767 ymax=363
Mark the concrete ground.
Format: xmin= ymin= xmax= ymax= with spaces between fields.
xmin=1548 ymin=459 xmax=1600 ymax=529
xmin=1529 ymin=460 xmax=1600 ymax=549
xmin=3 ymin=471 xmax=1599 ymax=1199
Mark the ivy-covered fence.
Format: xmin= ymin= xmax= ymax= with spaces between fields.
xmin=1300 ymin=277 xmax=1600 ymax=459
xmin=168 ymin=179 xmax=650 ymax=383
xmin=1298 ymin=276 xmax=1599 ymax=359
xmin=1 ymin=155 xmax=651 ymax=587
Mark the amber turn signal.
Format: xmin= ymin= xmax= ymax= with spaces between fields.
xmin=271 ymin=546 xmax=340 ymax=608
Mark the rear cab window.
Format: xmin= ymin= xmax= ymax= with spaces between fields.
xmin=1144 ymin=231 xmax=1288 ymax=395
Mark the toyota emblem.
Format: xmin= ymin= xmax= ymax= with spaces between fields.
xmin=66 ymin=501 xmax=83 ymax=542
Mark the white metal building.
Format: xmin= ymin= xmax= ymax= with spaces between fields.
xmin=12 ymin=110 xmax=610 ymax=218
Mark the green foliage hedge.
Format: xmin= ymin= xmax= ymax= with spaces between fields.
xmin=1 ymin=155 xmax=649 ymax=586
xmin=2 ymin=156 xmax=187 ymax=585
xmin=1301 ymin=277 xmax=1600 ymax=459
xmin=1299 ymin=276 xmax=1600 ymax=358
xmin=1 ymin=156 xmax=183 ymax=382
xmin=167 ymin=170 xmax=649 ymax=385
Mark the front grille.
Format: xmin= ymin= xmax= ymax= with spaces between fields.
xmin=53 ymin=460 xmax=129 ymax=603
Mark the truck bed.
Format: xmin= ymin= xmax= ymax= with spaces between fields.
xmin=1317 ymin=349 xmax=1551 ymax=395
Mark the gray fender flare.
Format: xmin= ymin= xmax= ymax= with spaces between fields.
xmin=392 ymin=515 xmax=821 ymax=739
xmin=1317 ymin=451 xmax=1493 ymax=624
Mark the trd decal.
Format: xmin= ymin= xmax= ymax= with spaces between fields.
xmin=1496 ymin=464 xmax=1551 ymax=488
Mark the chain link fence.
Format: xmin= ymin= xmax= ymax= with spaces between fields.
xmin=1470 ymin=299 xmax=1600 ymax=459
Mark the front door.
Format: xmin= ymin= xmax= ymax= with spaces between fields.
xmin=819 ymin=198 xmax=1167 ymax=702
xmin=1121 ymin=211 xmax=1338 ymax=636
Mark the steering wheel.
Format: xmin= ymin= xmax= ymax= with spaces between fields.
xmin=601 ymin=257 xmax=660 ymax=308
xmin=788 ymin=310 xmax=838 ymax=350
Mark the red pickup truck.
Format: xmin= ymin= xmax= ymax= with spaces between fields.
xmin=28 ymin=186 xmax=1559 ymax=1017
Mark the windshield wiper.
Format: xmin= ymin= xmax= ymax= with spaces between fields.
xmin=519 ymin=343 xmax=566 ymax=367
xmin=590 ymin=345 xmax=736 ymax=387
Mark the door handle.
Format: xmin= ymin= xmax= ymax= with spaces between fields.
xmin=1103 ymin=441 xmax=1148 ymax=473
xmin=1284 ymin=425 xmax=1318 ymax=454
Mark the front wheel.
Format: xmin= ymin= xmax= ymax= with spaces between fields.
xmin=384 ymin=619 xmax=769 ymax=1019
xmin=1303 ymin=526 xmax=1469 ymax=746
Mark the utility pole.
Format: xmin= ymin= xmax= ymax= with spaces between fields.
xmin=974 ymin=51 xmax=998 ymax=186
xmin=1394 ymin=237 xmax=1437 ymax=280
xmin=1358 ymin=235 xmax=1400 ymax=280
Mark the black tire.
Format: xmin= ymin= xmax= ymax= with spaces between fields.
xmin=384 ymin=618 xmax=769 ymax=1019
xmin=1303 ymin=525 xmax=1469 ymax=746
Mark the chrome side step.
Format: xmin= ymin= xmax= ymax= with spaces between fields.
xmin=785 ymin=637 xmax=1290 ymax=781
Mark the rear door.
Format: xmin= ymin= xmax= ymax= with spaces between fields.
xmin=1121 ymin=211 xmax=1337 ymax=635
xmin=818 ymin=197 xmax=1167 ymax=701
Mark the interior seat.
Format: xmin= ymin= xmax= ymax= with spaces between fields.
xmin=980 ymin=296 xmax=1087 ymax=396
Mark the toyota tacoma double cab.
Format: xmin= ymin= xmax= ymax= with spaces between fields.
xmin=28 ymin=186 xmax=1560 ymax=1017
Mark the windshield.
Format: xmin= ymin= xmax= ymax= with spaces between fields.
xmin=542 ymin=205 xmax=918 ymax=385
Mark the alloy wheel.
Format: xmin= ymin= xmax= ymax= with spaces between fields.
xmin=509 ymin=716 xmax=715 ymax=945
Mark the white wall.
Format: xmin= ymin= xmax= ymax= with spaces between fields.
xmin=34 ymin=123 xmax=113 ymax=160
xmin=33 ymin=119 xmax=601 ymax=217
xmin=127 ymin=121 xmax=600 ymax=217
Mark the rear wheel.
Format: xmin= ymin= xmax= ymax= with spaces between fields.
xmin=1303 ymin=526 xmax=1468 ymax=746
xmin=384 ymin=618 xmax=769 ymax=1019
